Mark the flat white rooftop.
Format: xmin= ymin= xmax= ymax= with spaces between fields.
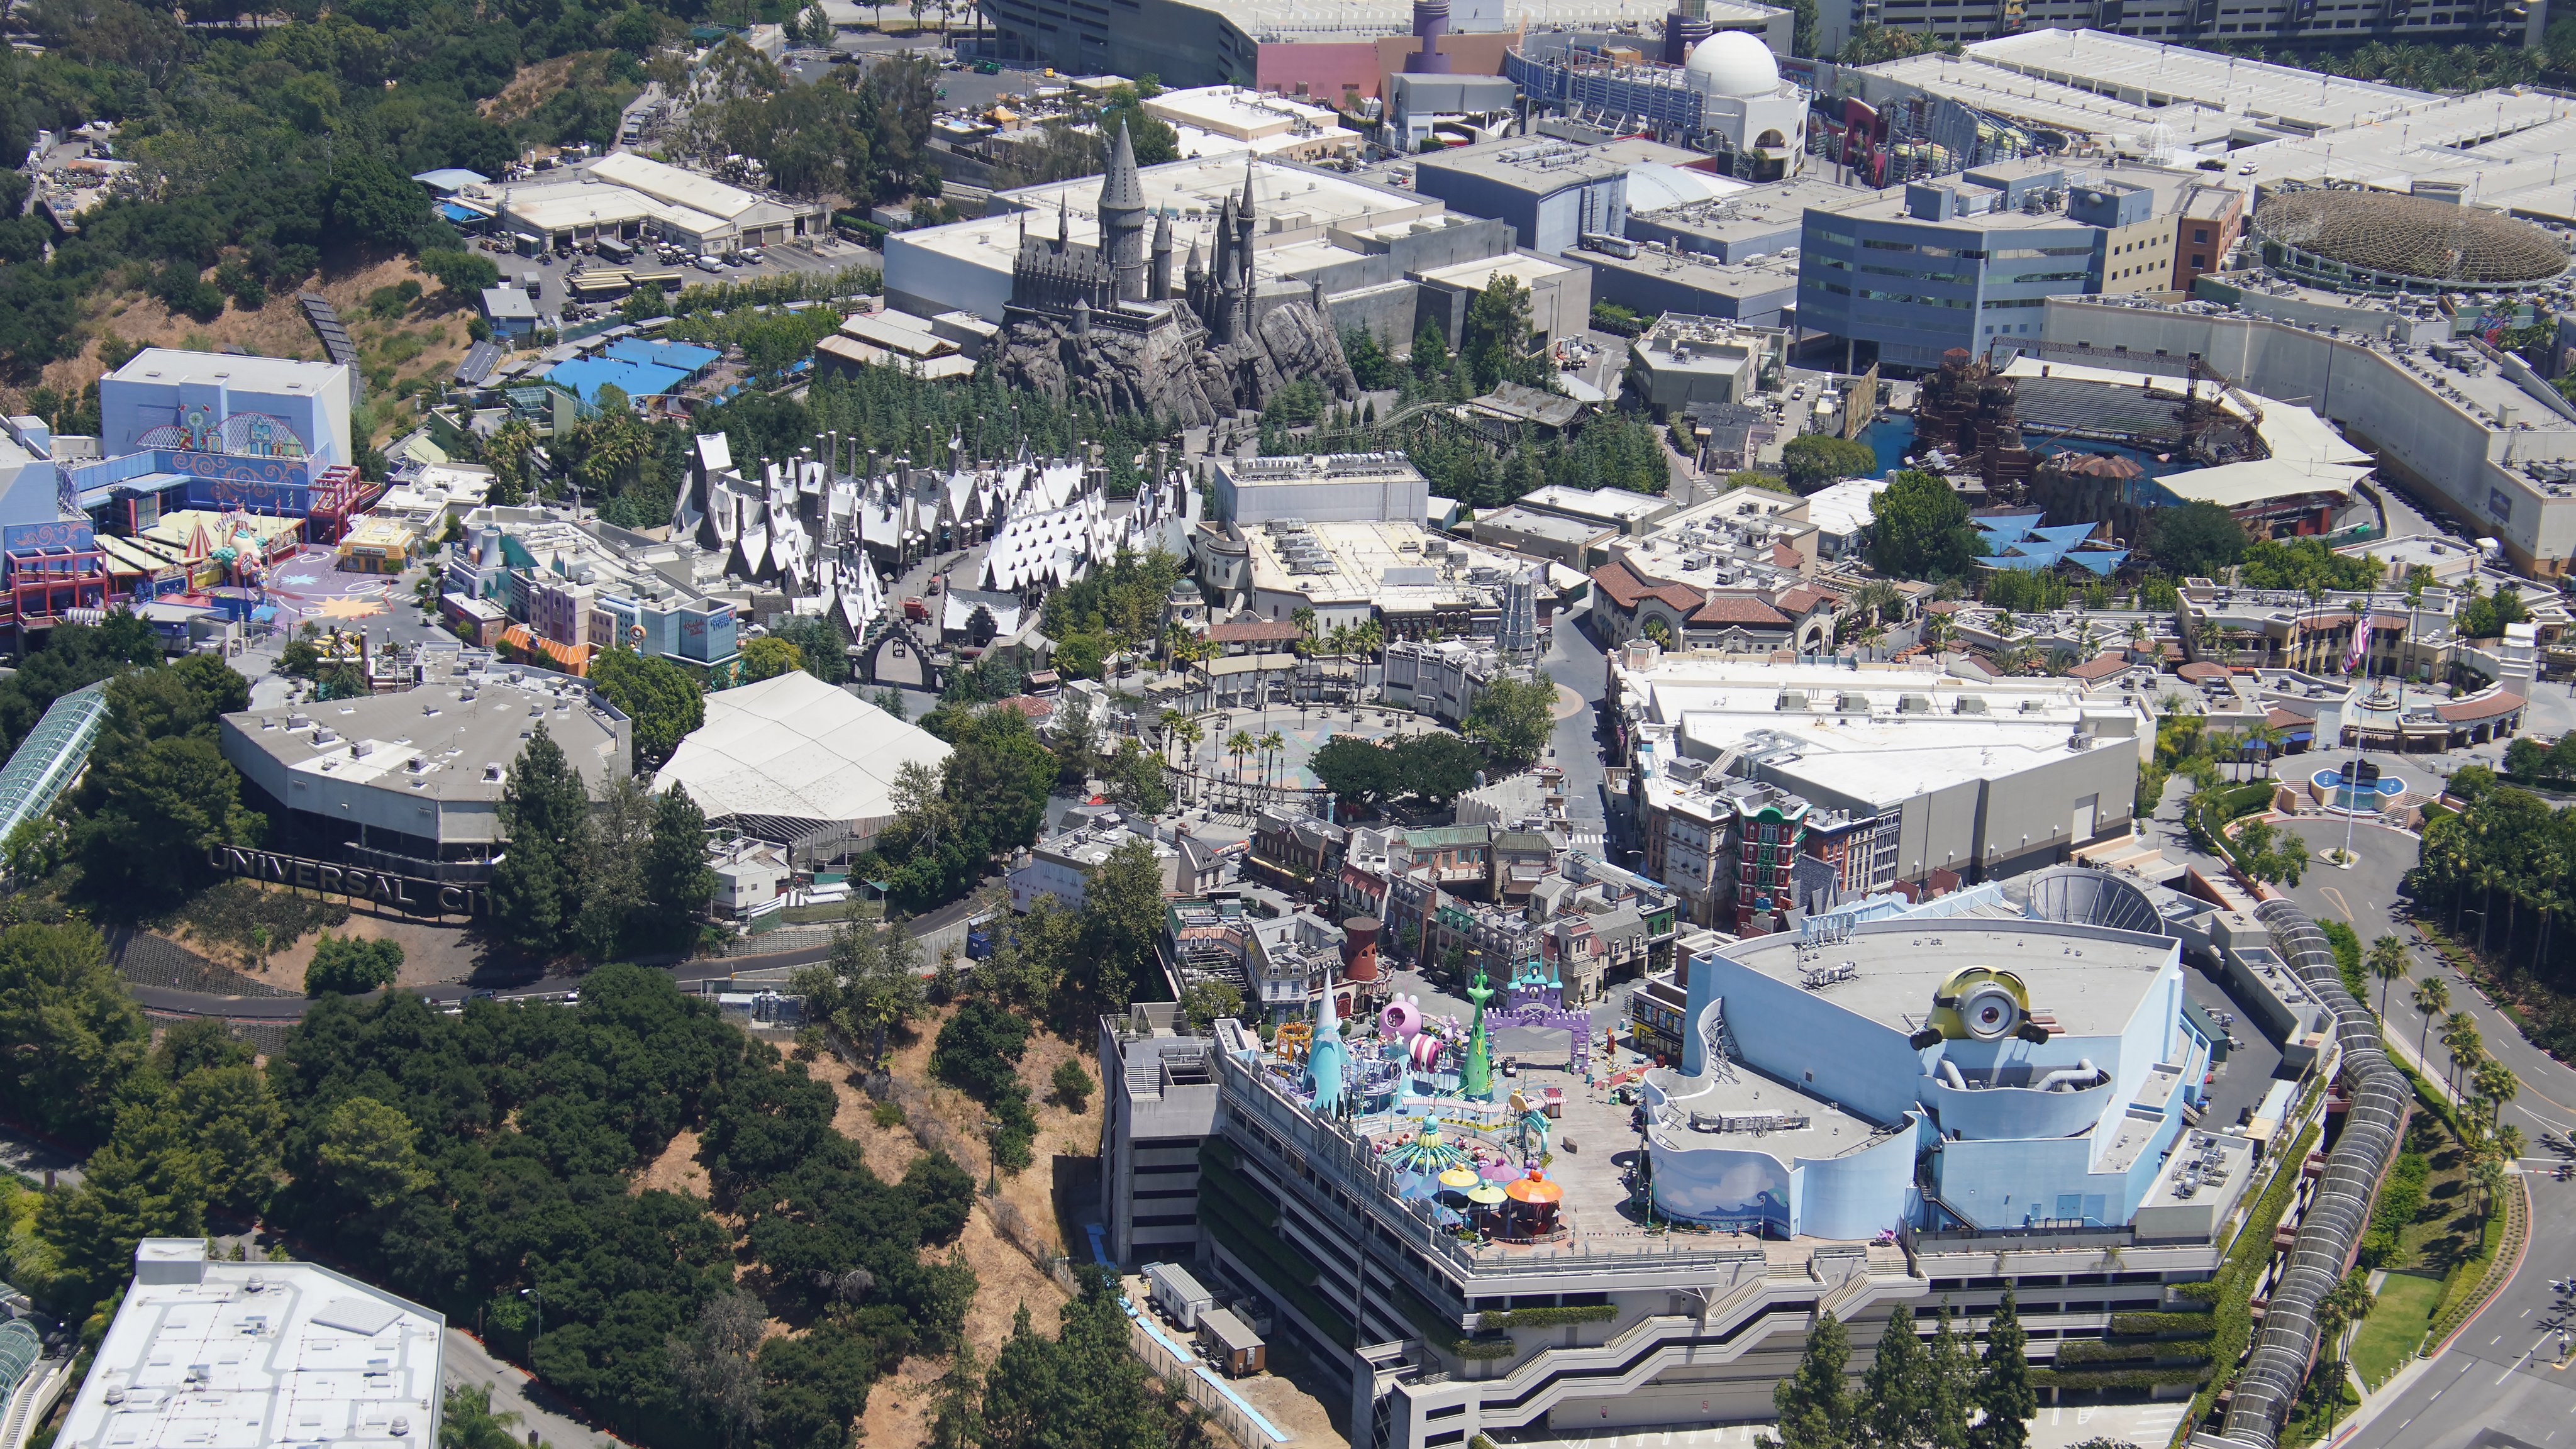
xmin=111 ymin=348 xmax=349 ymax=397
xmin=1862 ymin=51 xmax=2241 ymax=151
xmin=56 ymin=1240 xmax=443 ymax=1449
xmin=1965 ymin=28 xmax=2434 ymax=136
xmin=1715 ymin=916 xmax=2177 ymax=1038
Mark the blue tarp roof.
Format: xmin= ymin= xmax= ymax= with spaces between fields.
xmin=438 ymin=202 xmax=485 ymax=225
xmin=547 ymin=355 xmax=691 ymax=402
xmin=599 ymin=338 xmax=719 ymax=373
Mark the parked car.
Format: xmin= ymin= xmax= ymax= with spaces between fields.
xmin=740 ymin=247 xmax=765 ymax=264
xmin=694 ymin=254 xmax=726 ymax=272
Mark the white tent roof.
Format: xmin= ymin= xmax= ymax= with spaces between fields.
xmin=652 ymin=671 xmax=950 ymax=835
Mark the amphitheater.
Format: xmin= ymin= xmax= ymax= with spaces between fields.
xmin=2251 ymin=186 xmax=2572 ymax=296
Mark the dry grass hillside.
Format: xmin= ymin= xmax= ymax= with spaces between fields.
xmin=25 ymin=255 xmax=479 ymax=448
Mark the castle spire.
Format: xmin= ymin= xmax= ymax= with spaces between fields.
xmin=1057 ymin=195 xmax=1069 ymax=248
xmin=1101 ymin=118 xmax=1145 ymax=212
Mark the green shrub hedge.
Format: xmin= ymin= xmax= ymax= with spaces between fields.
xmin=2108 ymin=1311 xmax=2218 ymax=1339
xmin=1477 ymin=1305 xmax=1619 ymax=1330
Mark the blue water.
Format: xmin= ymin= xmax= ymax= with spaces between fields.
xmin=1862 ymin=414 xmax=2199 ymax=479
xmin=2310 ymin=770 xmax=2405 ymax=812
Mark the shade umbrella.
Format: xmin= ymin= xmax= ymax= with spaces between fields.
xmin=1466 ymin=1184 xmax=1507 ymax=1206
xmin=1438 ymin=1167 xmax=1481 ymax=1191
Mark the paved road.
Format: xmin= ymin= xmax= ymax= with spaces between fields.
xmin=445 ymin=1328 xmax=623 ymax=1449
xmin=1546 ymin=603 xmax=1611 ymax=854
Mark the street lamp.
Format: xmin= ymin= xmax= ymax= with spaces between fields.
xmin=519 ymin=1287 xmax=543 ymax=1343
xmin=983 ymin=1118 xmax=1001 ymax=1195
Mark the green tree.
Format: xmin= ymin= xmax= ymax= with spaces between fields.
xmin=589 ymin=647 xmax=707 ymax=772
xmin=1781 ymin=433 xmax=1877 ymax=492
xmin=1310 ymin=735 xmax=1396 ymax=807
xmin=740 ymin=635 xmax=802 ymax=683
xmin=1390 ymin=731 xmax=1484 ymax=806
xmin=72 ymin=733 xmax=264 ymax=914
xmin=1868 ymin=470 xmax=1985 ymax=580
xmin=2367 ymin=935 xmax=2409 ymax=1019
xmin=1764 ymin=1311 xmax=1852 ymax=1449
xmin=577 ymin=774 xmax=660 ymax=963
xmin=440 ymin=1385 xmax=527 ymax=1449
xmin=769 ymin=615 xmax=851 ymax=684
xmin=2146 ymin=501 xmax=2248 ymax=579
xmin=172 ymin=1059 xmax=284 ymax=1219
xmin=489 ymin=726 xmax=594 ymax=955
xmin=314 ymin=1096 xmax=433 ymax=1211
xmin=793 ymin=918 xmax=927 ymax=1068
xmin=1179 ymin=977 xmax=1241 ymax=1033
xmin=1077 ymin=836 xmax=1169 ymax=1011
xmin=1967 ymin=1292 xmax=2033 ymax=1449
xmin=35 ymin=1102 xmax=211 ymax=1319
xmin=1859 ymin=1309 xmax=1934 ymax=1449
xmin=1049 ymin=1058 xmax=1094 ymax=1113
xmin=418 ymin=248 xmax=501 ymax=299
xmin=328 ymin=155 xmax=431 ymax=250
xmin=1460 ymin=274 xmax=1538 ymax=392
xmin=0 ymin=922 xmax=150 ymax=1146
xmin=1463 ymin=671 xmax=1557 ymax=769
xmin=641 ymin=784 xmax=719 ymax=947
xmin=304 ymin=933 xmax=404 ymax=995
xmin=977 ymin=1268 xmax=1172 ymax=1449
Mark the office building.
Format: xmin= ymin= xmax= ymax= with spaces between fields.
xmin=55 ymin=1240 xmax=443 ymax=1449
xmin=1097 ymin=1002 xmax=1234 ymax=1265
xmin=1611 ymin=650 xmax=2144 ymax=915
xmin=1797 ymin=158 xmax=2197 ymax=370
xmin=1624 ymin=313 xmax=1790 ymax=413
xmin=471 ymin=153 xmax=831 ymax=255
xmin=976 ymin=0 xmax=1668 ymax=94
xmin=221 ymin=660 xmax=631 ymax=872
xmin=1212 ymin=452 xmax=1430 ymax=527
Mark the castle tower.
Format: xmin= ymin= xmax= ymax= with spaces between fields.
xmin=1149 ymin=211 xmax=1174 ymax=302
xmin=1099 ymin=119 xmax=1149 ymax=303
xmin=1213 ymin=194 xmax=1237 ymax=294
xmin=1055 ymin=196 xmax=1070 ymax=249
xmin=1233 ymin=158 xmax=1257 ymax=264
xmin=1184 ymin=233 xmax=1206 ymax=318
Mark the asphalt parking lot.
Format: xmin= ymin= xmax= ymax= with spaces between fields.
xmin=472 ymin=235 xmax=878 ymax=319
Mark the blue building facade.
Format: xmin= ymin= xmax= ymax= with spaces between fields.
xmin=1643 ymin=913 xmax=2209 ymax=1238
xmin=1797 ymin=164 xmax=2104 ymax=370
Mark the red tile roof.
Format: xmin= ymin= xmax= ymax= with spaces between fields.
xmin=1589 ymin=559 xmax=1650 ymax=608
xmin=2436 ymin=691 xmax=2524 ymax=723
xmin=993 ymin=694 xmax=1056 ymax=719
xmin=1775 ymin=586 xmax=1834 ymax=614
xmin=2068 ymin=655 xmax=2129 ymax=682
xmin=2176 ymin=661 xmax=2230 ymax=684
xmin=1771 ymin=541 xmax=1804 ymax=569
xmin=1688 ymin=593 xmax=1790 ymax=627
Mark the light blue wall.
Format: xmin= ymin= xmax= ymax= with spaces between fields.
xmin=1651 ymin=1143 xmax=1792 ymax=1233
xmin=1918 ymin=1075 xmax=2111 ymax=1141
xmin=1688 ymin=949 xmax=1923 ymax=1124
xmin=101 ymin=367 xmax=351 ymax=467
xmin=1790 ymin=1123 xmax=1921 ymax=1240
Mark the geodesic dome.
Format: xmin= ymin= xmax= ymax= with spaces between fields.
xmin=2253 ymin=187 xmax=2568 ymax=289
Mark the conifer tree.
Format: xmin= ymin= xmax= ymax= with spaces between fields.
xmin=1768 ymin=1311 xmax=1854 ymax=1449
xmin=1860 ymin=1308 xmax=1932 ymax=1449
xmin=1926 ymin=1307 xmax=1975 ymax=1449
xmin=1969 ymin=1292 xmax=2035 ymax=1449
xmin=641 ymin=784 xmax=718 ymax=947
xmin=489 ymin=726 xmax=592 ymax=954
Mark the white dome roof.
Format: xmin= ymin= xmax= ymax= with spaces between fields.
xmin=1685 ymin=31 xmax=1781 ymax=97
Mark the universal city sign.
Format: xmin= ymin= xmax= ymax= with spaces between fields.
xmin=207 ymin=845 xmax=488 ymax=915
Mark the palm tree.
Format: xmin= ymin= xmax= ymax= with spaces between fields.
xmin=1156 ymin=709 xmax=1185 ymax=767
xmin=2246 ymin=721 xmax=2284 ymax=782
xmin=2491 ymin=1121 xmax=2527 ymax=1167
xmin=2368 ymin=935 xmax=2409 ymax=1019
xmin=2207 ymin=728 xmax=2243 ymax=782
xmin=2128 ymin=618 xmax=2150 ymax=654
xmin=2413 ymin=976 xmax=2450 ymax=1070
xmin=1260 ymin=730 xmax=1285 ymax=801
xmin=2318 ymin=1268 xmax=2377 ymax=1370
xmin=2474 ymin=1058 xmax=2519 ymax=1133
xmin=2469 ymin=1153 xmax=2511 ymax=1226
xmin=1172 ymin=717 xmax=1204 ymax=802
xmin=1226 ymin=729 xmax=1256 ymax=809
xmin=2441 ymin=1011 xmax=2482 ymax=1097
xmin=1325 ymin=623 xmax=1352 ymax=705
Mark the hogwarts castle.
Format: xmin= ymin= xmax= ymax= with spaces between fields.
xmin=992 ymin=122 xmax=1355 ymax=424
